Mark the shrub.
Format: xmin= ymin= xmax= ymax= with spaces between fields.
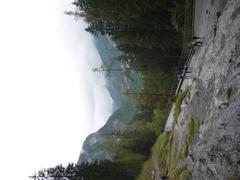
xmin=146 ymin=108 xmax=167 ymax=136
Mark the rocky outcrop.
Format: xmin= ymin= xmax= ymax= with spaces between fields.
xmin=78 ymin=100 xmax=137 ymax=163
xmin=170 ymin=0 xmax=240 ymax=179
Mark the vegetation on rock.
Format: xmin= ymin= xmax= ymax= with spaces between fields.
xmin=183 ymin=116 xmax=196 ymax=157
xmin=173 ymin=90 xmax=188 ymax=127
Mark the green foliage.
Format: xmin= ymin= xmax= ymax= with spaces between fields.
xmin=168 ymin=134 xmax=182 ymax=177
xmin=137 ymin=159 xmax=154 ymax=180
xmin=115 ymin=127 xmax=157 ymax=157
xmin=183 ymin=116 xmax=195 ymax=157
xmin=152 ymin=132 xmax=170 ymax=161
xmin=151 ymin=132 xmax=170 ymax=175
xmin=103 ymin=121 xmax=158 ymax=178
xmin=137 ymin=69 xmax=176 ymax=107
xmin=97 ymin=138 xmax=119 ymax=156
xmin=167 ymin=166 xmax=192 ymax=180
xmin=72 ymin=0 xmax=184 ymax=76
xmin=146 ymin=108 xmax=167 ymax=136
xmin=30 ymin=160 xmax=136 ymax=180
xmin=137 ymin=132 xmax=170 ymax=180
xmin=171 ymin=166 xmax=188 ymax=179
xmin=115 ymin=151 xmax=146 ymax=177
xmin=116 ymin=151 xmax=145 ymax=165
xmin=127 ymin=105 xmax=154 ymax=126
xmin=179 ymin=169 xmax=192 ymax=180
xmin=69 ymin=0 xmax=189 ymax=179
xmin=173 ymin=90 xmax=188 ymax=127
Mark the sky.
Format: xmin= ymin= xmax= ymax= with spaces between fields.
xmin=0 ymin=0 xmax=113 ymax=179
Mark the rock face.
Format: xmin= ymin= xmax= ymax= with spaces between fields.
xmin=78 ymin=102 xmax=137 ymax=163
xmin=171 ymin=0 xmax=240 ymax=179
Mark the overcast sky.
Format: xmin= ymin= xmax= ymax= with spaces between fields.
xmin=0 ymin=0 xmax=113 ymax=179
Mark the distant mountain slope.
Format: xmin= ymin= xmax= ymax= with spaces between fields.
xmin=94 ymin=35 xmax=124 ymax=109
xmin=77 ymin=35 xmax=143 ymax=163
xmin=78 ymin=100 xmax=137 ymax=163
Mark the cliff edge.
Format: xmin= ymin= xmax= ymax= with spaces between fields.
xmin=166 ymin=0 xmax=240 ymax=179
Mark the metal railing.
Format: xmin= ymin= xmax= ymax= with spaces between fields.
xmin=165 ymin=0 xmax=196 ymax=115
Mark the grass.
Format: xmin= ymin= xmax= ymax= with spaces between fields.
xmin=137 ymin=132 xmax=170 ymax=180
xmin=179 ymin=169 xmax=192 ymax=180
xmin=152 ymin=132 xmax=170 ymax=175
xmin=152 ymin=132 xmax=170 ymax=161
xmin=168 ymin=134 xmax=182 ymax=177
xmin=137 ymin=96 xmax=195 ymax=179
xmin=167 ymin=166 xmax=192 ymax=180
xmin=137 ymin=159 xmax=154 ymax=180
xmin=183 ymin=116 xmax=196 ymax=157
xmin=173 ymin=90 xmax=188 ymax=128
xmin=137 ymin=89 xmax=189 ymax=180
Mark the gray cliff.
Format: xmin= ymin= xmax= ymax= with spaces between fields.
xmin=166 ymin=0 xmax=240 ymax=179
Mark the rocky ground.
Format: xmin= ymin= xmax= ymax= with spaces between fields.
xmin=169 ymin=0 xmax=240 ymax=179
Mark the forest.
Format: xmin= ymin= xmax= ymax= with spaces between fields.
xmin=31 ymin=0 xmax=190 ymax=179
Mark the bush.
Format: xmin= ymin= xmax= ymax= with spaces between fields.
xmin=115 ymin=127 xmax=156 ymax=157
xmin=146 ymin=108 xmax=167 ymax=136
xmin=115 ymin=151 xmax=146 ymax=178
